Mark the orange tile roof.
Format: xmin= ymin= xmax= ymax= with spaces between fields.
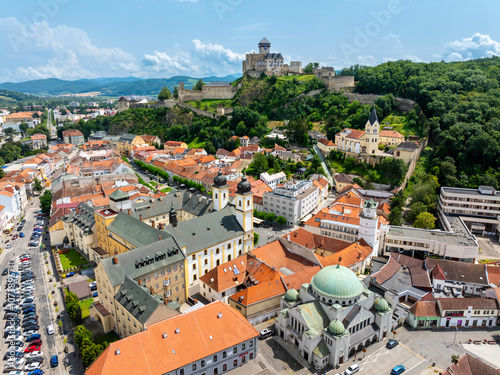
xmin=318 ymin=138 xmax=335 ymax=146
xmin=283 ymin=228 xmax=351 ymax=253
xmin=345 ymin=129 xmax=365 ymax=139
xmin=229 ymin=271 xmax=286 ymax=307
xmin=379 ymin=130 xmax=404 ymax=138
xmin=408 ymin=300 xmax=439 ymax=317
xmin=31 ymin=134 xmax=47 ymax=140
xmin=318 ymin=239 xmax=373 ymax=268
xmin=274 ymin=143 xmax=286 ymax=151
xmin=86 ymin=301 xmax=258 ymax=375
xmin=199 ymin=155 xmax=215 ymax=164
xmin=487 ymin=266 xmax=500 ymax=286
xmin=251 ymin=240 xmax=317 ymax=274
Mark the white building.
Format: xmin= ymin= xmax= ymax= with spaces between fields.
xmin=260 ymin=171 xmax=286 ymax=189
xmin=263 ymin=180 xmax=319 ymax=225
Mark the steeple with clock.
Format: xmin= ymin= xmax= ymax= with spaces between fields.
xmin=359 ymin=199 xmax=380 ymax=256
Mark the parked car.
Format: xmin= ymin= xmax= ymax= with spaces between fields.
xmin=345 ymin=364 xmax=360 ymax=375
xmin=19 ymin=233 xmax=25 ymax=238
xmin=24 ymin=345 xmax=41 ymax=353
xmin=27 ymin=369 xmax=44 ymax=375
xmin=46 ymin=325 xmax=55 ymax=335
xmin=391 ymin=365 xmax=406 ymax=375
xmin=12 ymin=234 xmax=18 ymax=240
xmin=24 ymin=331 xmax=39 ymax=338
xmin=4 ymin=330 xmax=21 ymax=338
xmin=29 ymin=339 xmax=42 ymax=346
xmin=50 ymin=355 xmax=58 ymax=368
xmin=386 ymin=339 xmax=399 ymax=349
xmin=3 ymin=351 xmax=24 ymax=360
xmin=2 ymin=268 xmax=9 ymax=275
xmin=25 ymin=362 xmax=42 ymax=371
xmin=25 ymin=351 xmax=43 ymax=360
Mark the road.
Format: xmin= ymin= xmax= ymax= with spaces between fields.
xmin=0 ymin=197 xmax=81 ymax=374
xmin=47 ymin=109 xmax=55 ymax=134
xmin=313 ymin=145 xmax=334 ymax=186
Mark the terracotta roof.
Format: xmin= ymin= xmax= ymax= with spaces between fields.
xmin=487 ymin=265 xmax=500 ymax=286
xmin=229 ymin=271 xmax=286 ymax=307
xmin=334 ymin=173 xmax=354 ymax=184
xmin=274 ymin=144 xmax=286 ymax=151
xmin=371 ymin=256 xmax=401 ymax=285
xmin=86 ymin=301 xmax=258 ymax=375
xmin=318 ymin=138 xmax=335 ymax=146
xmin=379 ymin=130 xmax=404 ymax=138
xmin=31 ymin=134 xmax=47 ymax=140
xmin=283 ymin=228 xmax=351 ymax=253
xmin=346 ymin=129 xmax=365 ymax=139
xmin=318 ymin=239 xmax=373 ymax=268
xmin=441 ymin=353 xmax=500 ymax=375
xmin=431 ymin=263 xmax=446 ymax=280
xmin=251 ymin=240 xmax=317 ymax=274
xmin=408 ymin=300 xmax=439 ymax=317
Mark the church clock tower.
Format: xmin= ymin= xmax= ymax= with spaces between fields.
xmin=358 ymin=199 xmax=380 ymax=256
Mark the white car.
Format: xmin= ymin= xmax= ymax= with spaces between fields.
xmin=23 ymin=330 xmax=38 ymax=337
xmin=345 ymin=364 xmax=360 ymax=375
xmin=46 ymin=325 xmax=55 ymax=335
xmin=21 ymin=287 xmax=35 ymax=293
xmin=25 ymin=362 xmax=42 ymax=371
xmin=89 ymin=281 xmax=97 ymax=288
xmin=25 ymin=351 xmax=43 ymax=360
xmin=5 ymin=358 xmax=25 ymax=367
xmin=5 ymin=335 xmax=24 ymax=342
xmin=8 ymin=370 xmax=24 ymax=375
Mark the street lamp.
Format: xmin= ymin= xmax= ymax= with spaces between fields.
xmin=453 ymin=326 xmax=458 ymax=345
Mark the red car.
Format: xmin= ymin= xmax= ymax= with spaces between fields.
xmin=30 ymin=339 xmax=43 ymax=346
xmin=24 ymin=345 xmax=41 ymax=353
xmin=20 ymin=258 xmax=30 ymax=262
xmin=12 ymin=235 xmax=18 ymax=240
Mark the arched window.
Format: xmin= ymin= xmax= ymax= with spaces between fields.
xmin=238 ymin=250 xmax=242 ymax=256
xmin=228 ymin=243 xmax=231 ymax=249
xmin=215 ymin=193 xmax=218 ymax=199
xmin=239 ymin=200 xmax=242 ymax=207
xmin=228 ymin=255 xmax=231 ymax=261
xmin=223 ymin=193 xmax=226 ymax=199
xmin=239 ymin=239 xmax=242 ymax=245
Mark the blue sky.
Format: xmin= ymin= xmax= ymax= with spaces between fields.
xmin=1 ymin=0 xmax=499 ymax=82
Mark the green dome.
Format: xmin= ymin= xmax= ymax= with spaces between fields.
xmin=311 ymin=265 xmax=364 ymax=300
xmin=327 ymin=319 xmax=345 ymax=335
xmin=374 ymin=298 xmax=389 ymax=312
xmin=285 ymin=288 xmax=299 ymax=302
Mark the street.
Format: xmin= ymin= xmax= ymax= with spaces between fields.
xmin=0 ymin=196 xmax=82 ymax=374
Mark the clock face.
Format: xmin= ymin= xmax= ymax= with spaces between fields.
xmin=366 ymin=209 xmax=371 ymax=214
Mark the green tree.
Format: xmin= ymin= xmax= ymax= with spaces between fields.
xmin=158 ymin=86 xmax=171 ymax=101
xmin=81 ymin=342 xmax=104 ymax=368
xmin=4 ymin=127 xmax=15 ymax=137
xmin=235 ymin=121 xmax=247 ymax=136
xmin=19 ymin=122 xmax=29 ymax=137
xmin=276 ymin=216 xmax=287 ymax=226
xmin=413 ymin=212 xmax=436 ymax=229
xmin=252 ymin=153 xmax=269 ymax=174
xmin=74 ymin=325 xmax=93 ymax=348
xmin=33 ymin=178 xmax=43 ymax=193
xmin=253 ymin=233 xmax=259 ymax=246
xmin=39 ymin=190 xmax=53 ymax=215
xmin=65 ymin=291 xmax=79 ymax=305
xmin=266 ymin=212 xmax=276 ymax=224
xmin=303 ymin=62 xmax=319 ymax=74
xmin=388 ymin=206 xmax=403 ymax=226
xmin=311 ymin=154 xmax=322 ymax=170
xmin=67 ymin=302 xmax=83 ymax=325
xmin=193 ymin=79 xmax=205 ymax=91
xmin=408 ymin=201 xmax=428 ymax=222
xmin=173 ymin=86 xmax=179 ymax=99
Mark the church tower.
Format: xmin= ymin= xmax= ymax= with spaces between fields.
xmin=235 ymin=175 xmax=253 ymax=233
xmin=258 ymin=37 xmax=271 ymax=54
xmin=212 ymin=171 xmax=229 ymax=211
xmin=365 ymin=107 xmax=380 ymax=155
xmin=358 ymin=199 xmax=379 ymax=256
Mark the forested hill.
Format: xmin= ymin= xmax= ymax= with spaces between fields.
xmin=342 ymin=57 xmax=500 ymax=189
xmin=0 ymin=89 xmax=37 ymax=107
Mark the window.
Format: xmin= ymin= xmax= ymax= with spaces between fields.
xmin=204 ymin=259 xmax=208 ymax=265
xmin=155 ymin=272 xmax=158 ymax=279
xmin=160 ymin=269 xmax=165 ymax=276
xmin=223 ymin=364 xmax=227 ymax=371
xmin=213 ymin=355 xmax=217 ymax=362
xmin=239 ymin=239 xmax=242 ymax=245
xmin=201 ymin=360 xmax=205 ymax=367
xmin=242 ymin=343 xmax=246 ymax=350
xmin=233 ymin=346 xmax=237 ymax=354
xmin=180 ymin=370 xmax=184 ymax=375
xmin=173 ymin=265 xmax=177 ymax=271
xmin=155 ymin=283 xmax=159 ymax=289
xmin=242 ymin=356 xmax=246 ymax=364
xmin=193 ymin=264 xmax=197 ymax=270
xmin=228 ymin=243 xmax=231 ymax=249
xmin=192 ymin=255 xmax=196 ymax=260
xmin=223 ymin=351 xmax=226 ymax=359
xmin=233 ymin=360 xmax=238 ymax=367
xmin=250 ymin=353 xmax=254 ymax=360
xmin=175 ymin=275 xmax=178 ymax=281
xmin=192 ymin=364 xmax=197 ymax=371
xmin=204 ymin=250 xmax=208 ymax=256
xmin=249 ymin=340 xmax=253 ymax=348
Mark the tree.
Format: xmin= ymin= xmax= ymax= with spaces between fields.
xmin=158 ymin=86 xmax=171 ymax=101
xmin=39 ymin=190 xmax=53 ymax=215
xmin=4 ymin=127 xmax=15 ymax=137
xmin=74 ymin=325 xmax=93 ymax=348
xmin=173 ymin=86 xmax=179 ymax=99
xmin=19 ymin=122 xmax=29 ymax=137
xmin=65 ymin=291 xmax=79 ymax=305
xmin=303 ymin=62 xmax=319 ymax=74
xmin=81 ymin=342 xmax=104 ymax=368
xmin=276 ymin=216 xmax=287 ymax=227
xmin=252 ymin=153 xmax=269 ymax=174
xmin=311 ymin=154 xmax=322 ymax=170
xmin=193 ymin=79 xmax=205 ymax=91
xmin=253 ymin=233 xmax=259 ymax=246
xmin=266 ymin=212 xmax=276 ymax=224
xmin=67 ymin=302 xmax=82 ymax=325
xmin=413 ymin=212 xmax=436 ymax=229
xmin=388 ymin=206 xmax=403 ymax=226
xmin=407 ymin=201 xmax=427 ymax=222
xmin=33 ymin=178 xmax=43 ymax=194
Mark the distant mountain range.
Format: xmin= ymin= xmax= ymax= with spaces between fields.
xmin=0 ymin=74 xmax=241 ymax=97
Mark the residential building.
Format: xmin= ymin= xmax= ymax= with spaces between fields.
xmin=86 ymin=301 xmax=259 ymax=375
xmin=275 ymin=264 xmax=394 ymax=369
xmin=30 ymin=134 xmax=47 ymax=150
xmin=60 ymin=203 xmax=97 ymax=259
xmin=393 ymin=141 xmax=419 ymax=165
xmin=116 ymin=134 xmax=145 ymax=156
xmin=335 ymin=108 xmax=380 ymax=156
xmin=263 ymin=180 xmax=319 ymax=225
xmin=140 ymin=134 xmax=161 ymax=146
xmin=408 ymin=294 xmax=498 ymax=329
xmin=317 ymin=138 xmax=336 ymax=157
xmin=62 ymin=129 xmax=85 ymax=145
xmin=333 ymin=173 xmax=354 ymax=192
xmin=439 ymin=185 xmax=500 ymax=237
xmin=91 ymin=236 xmax=186 ymax=334
xmin=260 ymin=171 xmax=286 ymax=189
xmin=378 ymin=130 xmax=404 ymax=147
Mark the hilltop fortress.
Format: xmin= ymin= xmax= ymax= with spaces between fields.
xmin=243 ymin=38 xmax=355 ymax=92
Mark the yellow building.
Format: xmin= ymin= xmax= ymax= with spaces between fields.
xmin=394 ymin=141 xmax=419 ymax=165
xmin=379 ymin=130 xmax=405 ymax=147
xmin=116 ymin=134 xmax=145 ymax=155
xmin=335 ymin=108 xmax=380 ymax=155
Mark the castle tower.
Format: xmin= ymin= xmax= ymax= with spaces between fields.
xmin=365 ymin=107 xmax=380 ymax=155
xmin=109 ymin=189 xmax=131 ymax=212
xmin=235 ymin=175 xmax=253 ymax=233
xmin=212 ymin=171 xmax=229 ymax=211
xmin=258 ymin=37 xmax=271 ymax=54
xmin=358 ymin=198 xmax=379 ymax=256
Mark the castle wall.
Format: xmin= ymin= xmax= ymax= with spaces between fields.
xmin=342 ymin=93 xmax=417 ymax=113
xmin=178 ymin=85 xmax=237 ymax=103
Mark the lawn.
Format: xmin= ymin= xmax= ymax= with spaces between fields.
xmin=277 ymin=74 xmax=315 ymax=82
xmin=188 ymin=138 xmax=205 ymax=148
xmin=94 ymin=331 xmax=120 ymax=346
xmin=161 ymin=187 xmax=172 ymax=193
xmin=381 ymin=114 xmax=424 ymax=138
xmin=59 ymin=249 xmax=88 ymax=270
xmin=79 ymin=297 xmax=94 ymax=320
xmin=329 ymin=159 xmax=369 ymax=176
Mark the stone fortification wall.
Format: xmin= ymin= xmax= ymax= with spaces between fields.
xmin=342 ymin=93 xmax=416 ymax=113
xmin=178 ymin=83 xmax=237 ymax=103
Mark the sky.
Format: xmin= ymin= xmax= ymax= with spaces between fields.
xmin=1 ymin=0 xmax=500 ymax=82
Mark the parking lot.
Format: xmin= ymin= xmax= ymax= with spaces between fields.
xmin=1 ymin=200 xmax=70 ymax=374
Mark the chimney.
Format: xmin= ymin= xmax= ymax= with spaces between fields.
xmin=112 ymin=256 xmax=118 ymax=265
xmin=128 ymin=209 xmax=131 ymax=216
xmin=358 ymin=251 xmax=362 ymax=259
xmin=198 ymin=195 xmax=202 ymax=204
xmin=152 ymin=220 xmax=155 ymax=228
xmin=159 ymin=234 xmax=162 ymax=241
xmin=139 ymin=214 xmax=143 ymax=221
xmin=149 ymin=286 xmax=154 ymax=295
xmin=286 ymin=234 xmax=290 ymax=241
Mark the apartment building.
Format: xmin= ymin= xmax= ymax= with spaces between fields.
xmin=62 ymin=129 xmax=85 ymax=146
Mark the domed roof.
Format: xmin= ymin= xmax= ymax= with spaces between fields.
xmin=213 ymin=171 xmax=227 ymax=187
xmin=237 ymin=175 xmax=252 ymax=194
xmin=285 ymin=288 xmax=299 ymax=302
xmin=327 ymin=319 xmax=345 ymax=335
xmin=311 ymin=265 xmax=364 ymax=300
xmin=374 ymin=298 xmax=389 ymax=312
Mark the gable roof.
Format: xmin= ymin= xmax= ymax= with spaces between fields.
xmin=441 ymin=353 xmax=500 ymax=375
xmin=86 ymin=301 xmax=258 ymax=375
xmin=395 ymin=141 xmax=418 ymax=151
xmin=426 ymin=259 xmax=488 ymax=286
xmin=379 ymin=130 xmax=404 ymax=138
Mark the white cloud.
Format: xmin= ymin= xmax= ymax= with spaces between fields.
xmin=403 ymin=54 xmax=426 ymax=63
xmin=0 ymin=17 xmax=139 ymax=81
xmin=444 ymin=33 xmax=500 ymax=61
xmin=191 ymin=39 xmax=245 ymax=63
